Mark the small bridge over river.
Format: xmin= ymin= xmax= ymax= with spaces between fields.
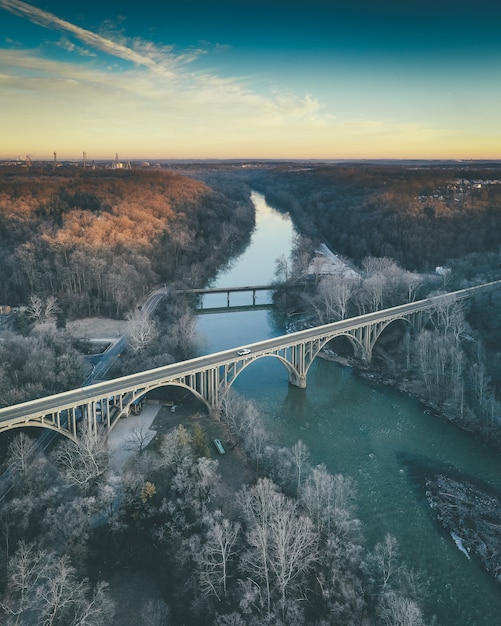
xmin=172 ymin=283 xmax=300 ymax=308
xmin=0 ymin=281 xmax=499 ymax=441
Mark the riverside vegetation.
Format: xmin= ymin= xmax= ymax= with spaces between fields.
xmin=2 ymin=162 xmax=501 ymax=624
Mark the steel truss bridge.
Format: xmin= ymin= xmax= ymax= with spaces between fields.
xmin=0 ymin=281 xmax=499 ymax=441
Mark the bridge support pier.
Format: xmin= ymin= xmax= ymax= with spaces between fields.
xmin=289 ymin=372 xmax=307 ymax=388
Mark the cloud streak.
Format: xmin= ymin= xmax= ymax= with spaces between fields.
xmin=0 ymin=0 xmax=324 ymax=124
xmin=0 ymin=0 xmax=178 ymax=76
xmin=0 ymin=0 xmax=318 ymax=118
xmin=1 ymin=0 xmax=468 ymax=159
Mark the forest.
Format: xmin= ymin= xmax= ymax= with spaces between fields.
xmin=196 ymin=161 xmax=501 ymax=272
xmin=0 ymin=166 xmax=254 ymax=403
xmin=0 ymin=167 xmax=255 ymax=318
xmin=0 ymin=398 xmax=431 ymax=626
xmin=2 ymin=161 xmax=501 ymax=624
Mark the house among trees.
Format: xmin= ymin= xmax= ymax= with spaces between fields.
xmin=308 ymin=243 xmax=360 ymax=279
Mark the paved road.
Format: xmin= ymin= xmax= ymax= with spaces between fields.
xmin=2 ymin=279 xmax=500 ymax=426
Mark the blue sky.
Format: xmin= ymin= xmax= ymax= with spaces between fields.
xmin=1 ymin=0 xmax=501 ymax=160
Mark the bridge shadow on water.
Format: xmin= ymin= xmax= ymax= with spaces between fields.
xmin=196 ymin=303 xmax=273 ymax=315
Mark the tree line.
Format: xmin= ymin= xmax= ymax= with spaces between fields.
xmin=0 ymin=167 xmax=254 ymax=406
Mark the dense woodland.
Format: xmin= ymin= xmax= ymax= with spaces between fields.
xmin=0 ymin=167 xmax=254 ymax=318
xmin=2 ymin=162 xmax=501 ymax=624
xmin=0 ymin=166 xmax=254 ymax=403
xmin=235 ymin=162 xmax=501 ymax=271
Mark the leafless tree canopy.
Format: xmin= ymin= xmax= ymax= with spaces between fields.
xmin=51 ymin=423 xmax=109 ymax=493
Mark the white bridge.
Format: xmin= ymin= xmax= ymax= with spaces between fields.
xmin=0 ymin=281 xmax=499 ymax=441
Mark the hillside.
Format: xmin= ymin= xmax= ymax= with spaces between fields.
xmin=0 ymin=167 xmax=254 ymax=319
xmin=234 ymin=162 xmax=501 ymax=272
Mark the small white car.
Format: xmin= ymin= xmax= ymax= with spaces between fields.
xmin=237 ymin=348 xmax=251 ymax=356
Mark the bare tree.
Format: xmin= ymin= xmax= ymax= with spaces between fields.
xmin=166 ymin=310 xmax=200 ymax=360
xmin=126 ymin=308 xmax=158 ymax=353
xmin=291 ymin=440 xmax=310 ymax=494
xmin=433 ymin=297 xmax=467 ymax=339
xmin=402 ymin=272 xmax=422 ymax=303
xmin=0 ymin=542 xmax=115 ymax=626
xmin=43 ymin=496 xmax=98 ymax=563
xmin=6 ymin=432 xmax=36 ymax=477
xmin=366 ymin=533 xmax=400 ymax=595
xmin=44 ymin=295 xmax=60 ymax=319
xmin=222 ymin=393 xmax=268 ymax=466
xmin=0 ymin=541 xmax=48 ymax=622
xmin=221 ymin=391 xmax=256 ymax=444
xmin=268 ymin=496 xmax=317 ymax=617
xmin=300 ymin=464 xmax=357 ymax=538
xmin=377 ymin=590 xmax=427 ymax=626
xmin=362 ymin=256 xmax=398 ymax=278
xmin=243 ymin=421 xmax=267 ymax=470
xmin=312 ymin=275 xmax=358 ymax=323
xmin=159 ymin=425 xmax=194 ymax=473
xmin=239 ymin=478 xmax=318 ymax=619
xmin=195 ymin=511 xmax=240 ymax=601
xmin=364 ymin=273 xmax=386 ymax=312
xmin=290 ymin=234 xmax=313 ymax=279
xmin=25 ymin=294 xmax=45 ymax=322
xmin=141 ymin=598 xmax=171 ymax=626
xmin=72 ymin=580 xmax=115 ymax=626
xmin=274 ymin=254 xmax=291 ymax=284
xmin=51 ymin=423 xmax=109 ymax=493
xmin=193 ymin=456 xmax=220 ymax=504
xmin=125 ymin=423 xmax=153 ymax=455
xmin=239 ymin=478 xmax=281 ymax=617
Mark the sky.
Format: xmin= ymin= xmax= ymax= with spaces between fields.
xmin=1 ymin=0 xmax=501 ymax=161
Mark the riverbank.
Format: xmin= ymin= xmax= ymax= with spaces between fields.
xmin=426 ymin=475 xmax=501 ymax=584
xmin=319 ymin=346 xmax=501 ymax=586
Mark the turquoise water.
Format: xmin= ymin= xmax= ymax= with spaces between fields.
xmin=197 ymin=192 xmax=501 ymax=625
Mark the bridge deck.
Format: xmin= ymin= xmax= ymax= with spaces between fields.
xmin=172 ymin=284 xmax=277 ymax=295
xmin=0 ymin=279 xmax=500 ymax=431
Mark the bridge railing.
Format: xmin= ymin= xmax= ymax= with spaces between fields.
xmin=1 ymin=279 xmax=500 ymax=431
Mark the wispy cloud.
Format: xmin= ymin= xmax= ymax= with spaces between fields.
xmin=0 ymin=0 xmax=323 ymax=123
xmin=0 ymin=0 xmax=179 ymax=76
xmin=55 ymin=36 xmax=96 ymax=58
xmin=2 ymin=0 xmax=444 ymax=158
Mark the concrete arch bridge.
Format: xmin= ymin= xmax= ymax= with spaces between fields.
xmin=0 ymin=280 xmax=499 ymax=441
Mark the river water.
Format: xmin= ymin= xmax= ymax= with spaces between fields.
xmin=197 ymin=191 xmax=501 ymax=625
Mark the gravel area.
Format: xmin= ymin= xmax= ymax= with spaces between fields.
xmin=66 ymin=317 xmax=128 ymax=340
xmin=107 ymin=403 xmax=161 ymax=471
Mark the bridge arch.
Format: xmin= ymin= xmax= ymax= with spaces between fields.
xmin=225 ymin=353 xmax=301 ymax=394
xmin=1 ymin=280 xmax=499 ymax=439
xmin=0 ymin=421 xmax=78 ymax=443
xmin=320 ymin=331 xmax=366 ymax=363
xmin=370 ymin=315 xmax=416 ymax=353
xmin=120 ymin=382 xmax=213 ymax=418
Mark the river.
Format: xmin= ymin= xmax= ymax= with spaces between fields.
xmin=197 ymin=191 xmax=501 ymax=625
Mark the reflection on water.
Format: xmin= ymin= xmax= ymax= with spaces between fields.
xmin=197 ymin=192 xmax=501 ymax=625
xmin=212 ymin=190 xmax=296 ymax=288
